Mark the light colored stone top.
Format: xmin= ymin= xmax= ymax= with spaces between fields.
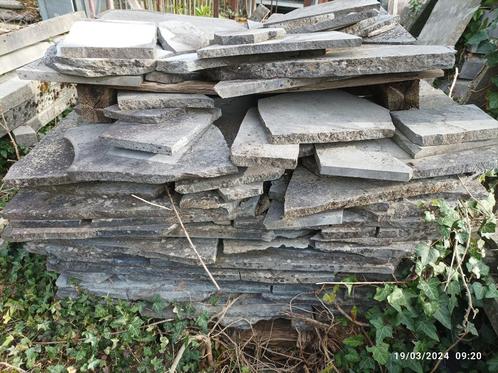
xmin=213 ymin=28 xmax=286 ymax=45
xmin=117 ymin=91 xmax=214 ymax=110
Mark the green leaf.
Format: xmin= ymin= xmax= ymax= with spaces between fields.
xmin=472 ymin=282 xmax=486 ymax=300
xmin=415 ymin=243 xmax=440 ymax=273
xmin=387 ymin=287 xmax=415 ymax=313
xmin=415 ymin=319 xmax=439 ymax=341
xmin=466 ymin=30 xmax=488 ymax=46
xmin=374 ymin=284 xmax=394 ymax=302
xmin=417 ymin=278 xmax=440 ymax=300
xmin=487 ymin=353 xmax=498 ymax=372
xmin=343 ymin=335 xmax=365 ymax=348
xmin=370 ymin=317 xmax=393 ymax=345
xmin=400 ymin=357 xmax=424 ymax=373
xmin=367 ymin=342 xmax=390 ymax=365
xmin=433 ymin=295 xmax=452 ymax=330
xmin=485 ymin=283 xmax=498 ymax=299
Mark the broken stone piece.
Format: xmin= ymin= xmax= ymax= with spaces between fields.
xmin=219 ymin=182 xmax=263 ymax=201
xmin=213 ymin=28 xmax=286 ymax=45
xmin=117 ymin=91 xmax=214 ymax=111
xmin=157 ymin=20 xmax=210 ymax=53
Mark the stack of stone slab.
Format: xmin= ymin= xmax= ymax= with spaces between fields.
xmin=0 ymin=12 xmax=83 ymax=147
xmin=3 ymin=2 xmax=497 ymax=326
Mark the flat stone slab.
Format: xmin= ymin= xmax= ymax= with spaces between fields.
xmin=206 ymin=45 xmax=455 ymax=80
xmin=179 ymin=191 xmax=237 ymax=210
xmin=263 ymin=0 xmax=380 ymax=33
xmin=103 ymin=105 xmax=187 ymax=124
xmin=391 ymin=104 xmax=498 ymax=146
xmin=64 ymin=124 xmax=238 ymax=184
xmin=175 ymin=166 xmax=284 ymax=193
xmin=157 ymin=20 xmax=210 ymax=53
xmin=35 ymin=182 xmax=165 ymax=198
xmin=268 ymin=174 xmax=290 ymax=201
xmin=145 ymin=71 xmax=200 ymax=84
xmin=117 ymin=91 xmax=214 ymax=111
xmin=418 ymin=80 xmax=456 ymax=109
xmin=311 ymin=240 xmax=416 ymax=260
xmin=59 ymin=20 xmax=157 ymax=59
xmin=315 ymin=139 xmax=413 ymax=181
xmin=218 ymin=182 xmax=263 ymax=201
xmin=197 ymin=31 xmax=361 ymax=59
xmin=341 ymin=13 xmax=397 ymax=38
xmin=223 ymin=237 xmax=310 ymax=254
xmin=284 ymin=166 xmax=464 ymax=217
xmin=393 ymin=130 xmax=498 ymax=159
xmin=264 ymin=200 xmax=343 ymax=230
xmin=258 ymin=90 xmax=394 ymax=144
xmin=364 ymin=24 xmax=416 ymax=44
xmin=231 ymin=107 xmax=299 ymax=168
xmin=3 ymin=112 xmax=79 ymax=187
xmin=99 ymin=109 xmax=219 ymax=155
xmin=213 ymin=28 xmax=286 ymax=45
xmin=17 ymin=59 xmax=143 ymax=87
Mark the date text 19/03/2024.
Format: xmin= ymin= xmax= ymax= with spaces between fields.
xmin=393 ymin=352 xmax=483 ymax=360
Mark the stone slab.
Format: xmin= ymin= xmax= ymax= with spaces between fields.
xmin=103 ymin=104 xmax=186 ymax=124
xmin=264 ymin=200 xmax=343 ymax=230
xmin=311 ymin=240 xmax=416 ymax=259
xmin=2 ymin=112 xmax=79 ymax=187
xmin=12 ymin=125 xmax=37 ymax=147
xmin=315 ymin=139 xmax=413 ymax=181
xmin=99 ymin=109 xmax=219 ymax=155
xmin=393 ymin=130 xmax=498 ymax=159
xmin=64 ymin=124 xmax=238 ymax=184
xmin=17 ymin=59 xmax=144 ymax=86
xmin=218 ymin=182 xmax=263 ymax=201
xmin=235 ymin=196 xmax=260 ymax=218
xmin=117 ymin=91 xmax=214 ymax=111
xmin=0 ymin=0 xmax=23 ymax=9
xmin=0 ymin=41 xmax=53 ymax=76
xmin=175 ymin=166 xmax=285 ymax=194
xmin=284 ymin=166 xmax=464 ymax=217
xmin=35 ymin=182 xmax=165 ymax=198
xmin=197 ymin=31 xmax=361 ymax=59
xmin=268 ymin=174 xmax=290 ymax=202
xmin=391 ymin=104 xmax=498 ymax=146
xmin=223 ymin=237 xmax=310 ymax=254
xmin=258 ymin=90 xmax=394 ymax=144
xmin=418 ymin=80 xmax=456 ymax=109
xmin=145 ymin=71 xmax=200 ymax=84
xmin=231 ymin=107 xmax=299 ymax=168
xmin=206 ymin=45 xmax=455 ymax=80
xmin=363 ymin=24 xmax=416 ymax=44
xmin=179 ymin=191 xmax=236 ymax=210
xmin=264 ymin=0 xmax=380 ymax=33
xmin=157 ymin=20 xmax=210 ymax=53
xmin=213 ymin=28 xmax=286 ymax=45
xmin=59 ymin=20 xmax=157 ymax=59
xmin=0 ymin=11 xmax=84 ymax=56
xmin=341 ymin=13 xmax=397 ymax=37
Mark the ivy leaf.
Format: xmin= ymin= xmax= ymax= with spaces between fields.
xmin=487 ymin=353 xmax=498 ymax=371
xmin=399 ymin=357 xmax=424 ymax=373
xmin=343 ymin=335 xmax=364 ymax=348
xmin=395 ymin=311 xmax=415 ymax=331
xmin=480 ymin=218 xmax=497 ymax=239
xmin=367 ymin=342 xmax=390 ymax=365
xmin=387 ymin=287 xmax=415 ymax=313
xmin=374 ymin=284 xmax=394 ymax=302
xmin=415 ymin=244 xmax=440 ymax=273
xmin=370 ymin=317 xmax=393 ymax=345
xmin=417 ymin=278 xmax=441 ymax=300
xmin=488 ymin=91 xmax=498 ymax=111
xmin=472 ymin=282 xmax=486 ymax=300
xmin=485 ymin=283 xmax=498 ymax=299
xmin=415 ymin=319 xmax=440 ymax=341
xmin=466 ymin=257 xmax=490 ymax=279
xmin=466 ymin=30 xmax=489 ymax=46
xmin=432 ymin=294 xmax=452 ymax=330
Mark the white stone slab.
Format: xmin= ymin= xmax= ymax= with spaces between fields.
xmin=157 ymin=20 xmax=210 ymax=53
xmin=0 ymin=41 xmax=53 ymax=76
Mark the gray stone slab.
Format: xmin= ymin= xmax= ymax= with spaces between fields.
xmin=2 ymin=112 xmax=79 ymax=188
xmin=197 ymin=31 xmax=361 ymax=59
xmin=284 ymin=166 xmax=464 ymax=217
xmin=175 ymin=166 xmax=285 ymax=194
xmin=315 ymin=139 xmax=413 ymax=181
xmin=223 ymin=237 xmax=310 ymax=254
xmin=258 ymin=90 xmax=394 ymax=144
xmin=0 ymin=0 xmax=23 ymax=9
xmin=179 ymin=191 xmax=236 ymax=210
xmin=264 ymin=200 xmax=343 ymax=230
xmin=231 ymin=107 xmax=299 ymax=168
xmin=0 ymin=40 xmax=53 ymax=76
xmin=12 ymin=125 xmax=37 ymax=147
xmin=43 ymin=45 xmax=157 ymax=78
xmin=264 ymin=0 xmax=380 ymax=33
xmin=17 ymin=59 xmax=144 ymax=87
xmin=363 ymin=24 xmax=416 ymax=44
xmin=235 ymin=196 xmax=261 ymax=218
xmin=418 ymin=80 xmax=456 ymax=109
xmin=103 ymin=105 xmax=187 ymax=124
xmin=145 ymin=71 xmax=200 ymax=84
xmin=219 ymin=182 xmax=263 ymax=201
xmin=268 ymin=174 xmax=290 ymax=202
xmin=214 ymin=77 xmax=313 ymax=98
xmin=107 ymin=146 xmax=185 ymax=165
xmin=312 ymin=240 xmax=416 ymax=259
xmin=213 ymin=28 xmax=286 ymax=45
xmin=35 ymin=182 xmax=166 ymax=198
xmin=393 ymin=130 xmax=498 ymax=159
xmin=117 ymin=91 xmax=214 ymax=111
xmin=206 ymin=45 xmax=455 ymax=80
xmin=417 ymin=0 xmax=480 ymax=47
xmin=156 ymin=50 xmax=324 ymax=74
xmin=391 ymin=104 xmax=498 ymax=146
xmin=59 ymin=20 xmax=157 ymax=59
xmin=157 ymin=21 xmax=210 ymax=53
xmin=341 ymin=13 xmax=398 ymax=37
xmin=99 ymin=109 xmax=219 ymax=155
xmin=64 ymin=124 xmax=238 ymax=184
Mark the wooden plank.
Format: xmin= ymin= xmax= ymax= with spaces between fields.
xmin=0 ymin=11 xmax=85 ymax=56
xmin=109 ymin=80 xmax=217 ymax=95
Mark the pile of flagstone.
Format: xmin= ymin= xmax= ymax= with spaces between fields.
xmin=3 ymin=0 xmax=498 ymax=326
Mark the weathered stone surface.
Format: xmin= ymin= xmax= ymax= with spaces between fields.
xmin=235 ymin=196 xmax=261 ymax=218
xmin=418 ymin=80 xmax=456 ymax=109
xmin=391 ymin=104 xmax=498 ymax=146
xmin=12 ymin=125 xmax=37 ymax=147
xmin=268 ymin=174 xmax=290 ymax=202
xmin=43 ymin=45 xmax=157 ymax=77
xmin=250 ymin=4 xmax=270 ymax=22
xmin=197 ymin=31 xmax=361 ymax=59
xmin=179 ymin=191 xmax=237 ymax=210
xmin=0 ymin=41 xmax=53 ymax=76
xmin=315 ymin=139 xmax=413 ymax=181
xmin=223 ymin=237 xmax=310 ymax=254
xmin=157 ymin=21 xmax=210 ymax=53
xmin=213 ymin=28 xmax=286 ymax=45
xmin=144 ymin=71 xmax=200 ymax=84
xmin=284 ymin=166 xmax=464 ymax=217
xmin=175 ymin=166 xmax=285 ymax=194
xmin=417 ymin=0 xmax=480 ymax=47
xmin=100 ymin=110 xmax=219 ymax=155
xmin=0 ymin=0 xmax=23 ymax=10
xmin=364 ymin=24 xmax=416 ymax=44
xmin=264 ymin=200 xmax=343 ymax=230
xmin=35 ymin=182 xmax=166 ymax=198
xmin=393 ymin=130 xmax=498 ymax=159
xmin=264 ymin=0 xmax=380 ymax=33
xmin=64 ymin=124 xmax=238 ymax=184
xmin=3 ymin=112 xmax=79 ymax=187
xmin=206 ymin=45 xmax=455 ymax=80
xmin=214 ymin=78 xmax=311 ymax=98
xmin=341 ymin=13 xmax=397 ymax=37
xmin=103 ymin=105 xmax=188 ymax=123
xmin=17 ymin=59 xmax=144 ymax=87
xmin=311 ymin=240 xmax=416 ymax=259
xmin=117 ymin=91 xmax=214 ymax=111
xmin=156 ymin=50 xmax=324 ymax=74
xmin=59 ymin=20 xmax=157 ymax=59
xmin=231 ymin=108 xmax=299 ymax=168
xmin=219 ymin=182 xmax=263 ymax=201
xmin=258 ymin=91 xmax=394 ymax=144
